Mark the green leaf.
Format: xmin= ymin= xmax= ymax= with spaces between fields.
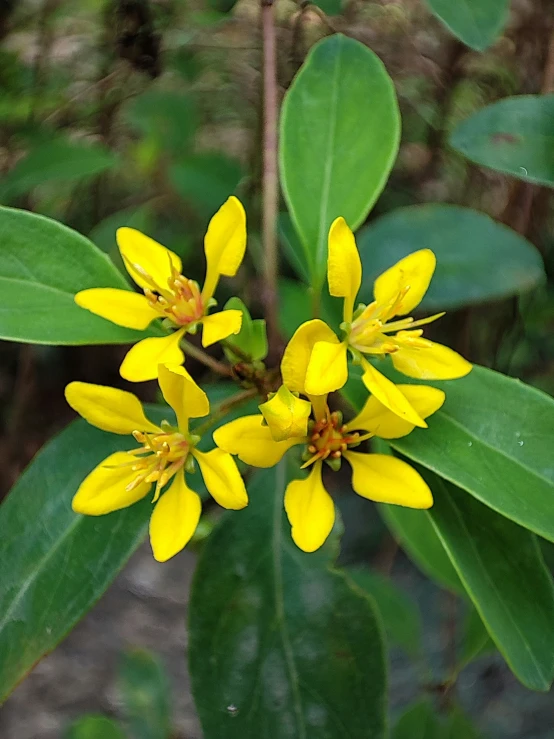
xmin=0 ymin=137 xmax=117 ymax=201
xmin=169 ymin=153 xmax=243 ymax=216
xmin=379 ymin=503 xmax=463 ymax=594
xmin=119 ymin=648 xmax=171 ymax=739
xmin=426 ymin=471 xmax=554 ymax=691
xmin=392 ymin=701 xmax=441 ymax=739
xmin=346 ymin=365 xmax=554 ymax=546
xmin=278 ymin=278 xmax=341 ymax=340
xmin=223 ymin=297 xmax=268 ymax=363
xmin=356 ymin=205 xmax=544 ymax=310
xmin=279 ymin=212 xmax=311 ymax=284
xmin=0 ymin=416 xmax=158 ymax=703
xmin=346 ymin=567 xmax=423 ymax=657
xmin=125 ymin=91 xmax=197 ymax=158
xmin=450 ymin=95 xmax=554 ymax=186
xmin=458 ymin=605 xmax=495 ymax=670
xmin=280 ymin=33 xmax=400 ymax=289
xmin=443 ymin=706 xmax=482 ymax=739
xmin=0 ymin=206 xmax=152 ymax=345
xmin=424 ymin=0 xmax=509 ymax=51
xmin=189 ymin=463 xmax=387 ymax=738
xmin=65 ymin=715 xmax=126 ymax=739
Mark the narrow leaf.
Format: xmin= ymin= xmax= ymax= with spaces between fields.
xmin=392 ymin=701 xmax=441 ymax=739
xmin=65 ymin=715 xmax=126 ymax=739
xmin=119 ymin=648 xmax=171 ymax=739
xmin=189 ymin=463 xmax=387 ymax=738
xmin=426 ymin=472 xmax=554 ymax=691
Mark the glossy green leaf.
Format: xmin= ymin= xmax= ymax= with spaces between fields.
xmin=392 ymin=701 xmax=440 ymax=739
xmin=357 ymin=205 xmax=544 ymax=310
xmin=345 ymin=364 xmax=554 ymax=546
xmin=119 ymin=648 xmax=171 ymax=739
xmin=379 ymin=503 xmax=463 ymax=594
xmin=424 ymin=0 xmax=509 ymax=51
xmin=426 ymin=472 xmax=554 ymax=691
xmin=0 ymin=206 xmax=152 ymax=345
xmin=65 ymin=715 xmax=126 ymax=739
xmin=280 ymin=33 xmax=400 ymax=289
xmin=278 ymin=278 xmax=341 ymax=340
xmin=0 ymin=137 xmax=117 ymax=201
xmin=279 ymin=212 xmax=310 ymax=284
xmin=450 ymin=95 xmax=554 ymax=186
xmin=189 ymin=463 xmax=387 ymax=739
xmin=0 ymin=417 xmax=158 ymax=703
xmin=346 ymin=567 xmax=422 ymax=657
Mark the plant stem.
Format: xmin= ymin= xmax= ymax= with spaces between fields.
xmin=261 ymin=0 xmax=280 ymax=351
xmin=181 ymin=339 xmax=232 ymax=376
xmin=195 ymin=388 xmax=258 ymax=436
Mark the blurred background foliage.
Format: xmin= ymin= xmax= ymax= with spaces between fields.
xmin=1 ymin=0 xmax=554 ymax=737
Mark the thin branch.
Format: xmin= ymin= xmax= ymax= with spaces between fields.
xmin=194 ymin=388 xmax=258 ymax=436
xmin=261 ymin=0 xmax=280 ymax=353
xmin=181 ymin=339 xmax=232 ymax=376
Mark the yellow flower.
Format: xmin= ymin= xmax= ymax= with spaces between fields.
xmin=288 ymin=217 xmax=471 ymax=425
xmin=75 ymin=197 xmax=247 ymax=382
xmin=214 ymin=384 xmax=444 ymax=553
xmin=65 ymin=364 xmax=248 ymax=562
xmin=259 ymin=385 xmax=312 ymax=441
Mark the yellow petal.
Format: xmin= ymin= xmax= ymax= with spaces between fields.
xmin=392 ymin=337 xmax=473 ymax=380
xmin=345 ymin=451 xmax=433 ymax=508
xmin=284 ymin=462 xmax=335 ymax=553
xmin=65 ymin=381 xmax=159 ymax=434
xmin=281 ymin=319 xmax=340 ymax=394
xmin=117 ymin=227 xmax=182 ymax=292
xmin=75 ymin=288 xmax=160 ymax=330
xmin=149 ymin=470 xmax=202 ymax=562
xmin=347 ymin=384 xmax=445 ymax=439
xmin=328 ymin=217 xmax=362 ymax=323
xmin=374 ymin=249 xmax=436 ymax=316
xmin=259 ymin=385 xmax=312 ymax=441
xmin=213 ymin=415 xmax=299 ymax=467
xmin=201 ymin=309 xmax=242 ymax=347
xmin=305 ymin=340 xmax=349 ymax=395
xmin=119 ymin=329 xmax=185 ymax=383
xmin=202 ymin=196 xmax=247 ymax=302
xmin=361 ymin=360 xmax=426 ymax=428
xmin=157 ymin=363 xmax=209 ymax=430
xmin=72 ymin=451 xmax=151 ymax=515
xmin=193 ymin=448 xmax=248 ymax=509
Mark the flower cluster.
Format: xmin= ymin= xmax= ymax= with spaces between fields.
xmin=68 ymin=201 xmax=471 ymax=560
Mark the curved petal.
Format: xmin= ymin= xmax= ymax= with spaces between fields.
xmin=149 ymin=470 xmax=202 ymax=562
xmin=75 ymin=288 xmax=160 ymax=330
xmin=119 ymin=329 xmax=185 ymax=383
xmin=202 ymin=196 xmax=247 ymax=302
xmin=213 ymin=415 xmax=299 ymax=467
xmin=281 ymin=319 xmax=339 ymax=394
xmin=157 ymin=364 xmax=209 ymax=430
xmin=65 ymin=381 xmax=159 ymax=434
xmin=328 ymin=217 xmax=362 ymax=324
xmin=345 ymin=451 xmax=433 ymax=508
xmin=72 ymin=451 xmax=151 ymax=515
xmin=305 ymin=340 xmax=349 ymax=395
xmin=193 ymin=448 xmax=248 ymax=509
xmin=374 ymin=249 xmax=436 ymax=316
xmin=284 ymin=462 xmax=335 ymax=553
xmin=361 ymin=360 xmax=426 ymax=428
xmin=347 ymin=384 xmax=445 ymax=439
xmin=201 ymin=309 xmax=242 ymax=347
xmin=392 ymin=338 xmax=473 ymax=380
xmin=117 ymin=227 xmax=182 ymax=292
xmin=259 ymin=385 xmax=312 ymax=441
